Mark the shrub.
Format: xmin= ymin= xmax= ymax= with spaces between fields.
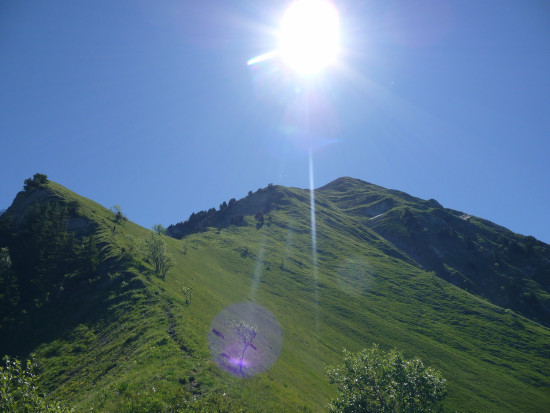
xmin=326 ymin=344 xmax=447 ymax=412
xmin=0 ymin=355 xmax=72 ymax=412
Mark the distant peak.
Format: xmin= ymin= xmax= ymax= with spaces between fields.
xmin=318 ymin=177 xmax=379 ymax=191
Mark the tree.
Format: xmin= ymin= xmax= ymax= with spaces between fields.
xmin=5 ymin=201 xmax=101 ymax=307
xmin=23 ymin=173 xmax=48 ymax=191
xmin=228 ymin=320 xmax=258 ymax=375
xmin=255 ymin=212 xmax=264 ymax=229
xmin=75 ymin=236 xmax=99 ymax=277
xmin=0 ymin=247 xmax=18 ymax=318
xmin=143 ymin=227 xmax=173 ymax=279
xmin=0 ymin=247 xmax=11 ymax=271
xmin=182 ymin=285 xmax=193 ymax=304
xmin=230 ymin=215 xmax=244 ymax=226
xmin=111 ymin=205 xmax=127 ymax=224
xmin=326 ymin=344 xmax=447 ymax=413
xmin=152 ymin=224 xmax=167 ymax=236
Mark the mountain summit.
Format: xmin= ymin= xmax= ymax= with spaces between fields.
xmin=168 ymin=177 xmax=550 ymax=327
xmin=1 ymin=176 xmax=549 ymax=411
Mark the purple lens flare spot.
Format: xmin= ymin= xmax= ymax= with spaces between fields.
xmin=209 ymin=303 xmax=282 ymax=377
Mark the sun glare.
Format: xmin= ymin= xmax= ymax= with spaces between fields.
xmin=278 ymin=0 xmax=340 ymax=75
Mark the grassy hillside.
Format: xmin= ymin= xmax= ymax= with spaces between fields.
xmin=1 ymin=177 xmax=549 ymax=411
xmin=318 ymin=177 xmax=550 ymax=327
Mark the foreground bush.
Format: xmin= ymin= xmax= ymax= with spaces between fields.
xmin=326 ymin=344 xmax=447 ymax=412
xmin=0 ymin=355 xmax=72 ymax=412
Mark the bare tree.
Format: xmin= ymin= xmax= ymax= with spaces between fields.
xmin=229 ymin=320 xmax=258 ymax=374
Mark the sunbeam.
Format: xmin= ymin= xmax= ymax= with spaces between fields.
xmin=309 ymin=150 xmax=317 ymax=271
xmin=308 ymin=149 xmax=320 ymax=339
xmin=249 ymin=238 xmax=266 ymax=301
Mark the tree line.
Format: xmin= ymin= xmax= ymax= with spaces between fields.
xmin=0 ymin=200 xmax=99 ymax=321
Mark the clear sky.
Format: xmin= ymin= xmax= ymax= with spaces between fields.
xmin=1 ymin=0 xmax=549 ymax=243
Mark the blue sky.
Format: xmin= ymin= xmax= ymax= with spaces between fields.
xmin=1 ymin=0 xmax=549 ymax=243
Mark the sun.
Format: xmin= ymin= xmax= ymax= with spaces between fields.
xmin=278 ymin=0 xmax=340 ymax=75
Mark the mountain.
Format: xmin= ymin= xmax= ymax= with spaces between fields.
xmin=168 ymin=177 xmax=550 ymax=327
xmin=1 ymin=176 xmax=549 ymax=411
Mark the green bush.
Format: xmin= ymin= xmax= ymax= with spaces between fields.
xmin=326 ymin=344 xmax=447 ymax=412
xmin=0 ymin=355 xmax=72 ymax=412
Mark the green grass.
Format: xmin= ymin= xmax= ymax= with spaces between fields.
xmin=1 ymin=178 xmax=549 ymax=411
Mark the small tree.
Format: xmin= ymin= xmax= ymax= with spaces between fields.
xmin=326 ymin=344 xmax=447 ymax=413
xmin=255 ymin=212 xmax=264 ymax=229
xmin=111 ymin=205 xmax=127 ymax=224
xmin=229 ymin=320 xmax=258 ymax=375
xmin=175 ymin=281 xmax=192 ymax=304
xmin=0 ymin=247 xmax=11 ymax=271
xmin=152 ymin=224 xmax=167 ymax=236
xmin=23 ymin=173 xmax=48 ymax=191
xmin=143 ymin=227 xmax=173 ymax=279
xmin=182 ymin=286 xmax=193 ymax=304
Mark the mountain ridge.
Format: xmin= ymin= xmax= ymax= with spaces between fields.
xmin=1 ymin=176 xmax=549 ymax=411
xmin=167 ymin=176 xmax=550 ymax=327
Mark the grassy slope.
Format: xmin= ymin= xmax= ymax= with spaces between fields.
xmin=318 ymin=177 xmax=550 ymax=327
xmin=2 ymin=180 xmax=550 ymax=411
xmin=170 ymin=185 xmax=550 ymax=412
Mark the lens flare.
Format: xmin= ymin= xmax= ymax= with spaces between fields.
xmin=209 ymin=303 xmax=282 ymax=377
xmin=247 ymin=50 xmax=279 ymax=66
